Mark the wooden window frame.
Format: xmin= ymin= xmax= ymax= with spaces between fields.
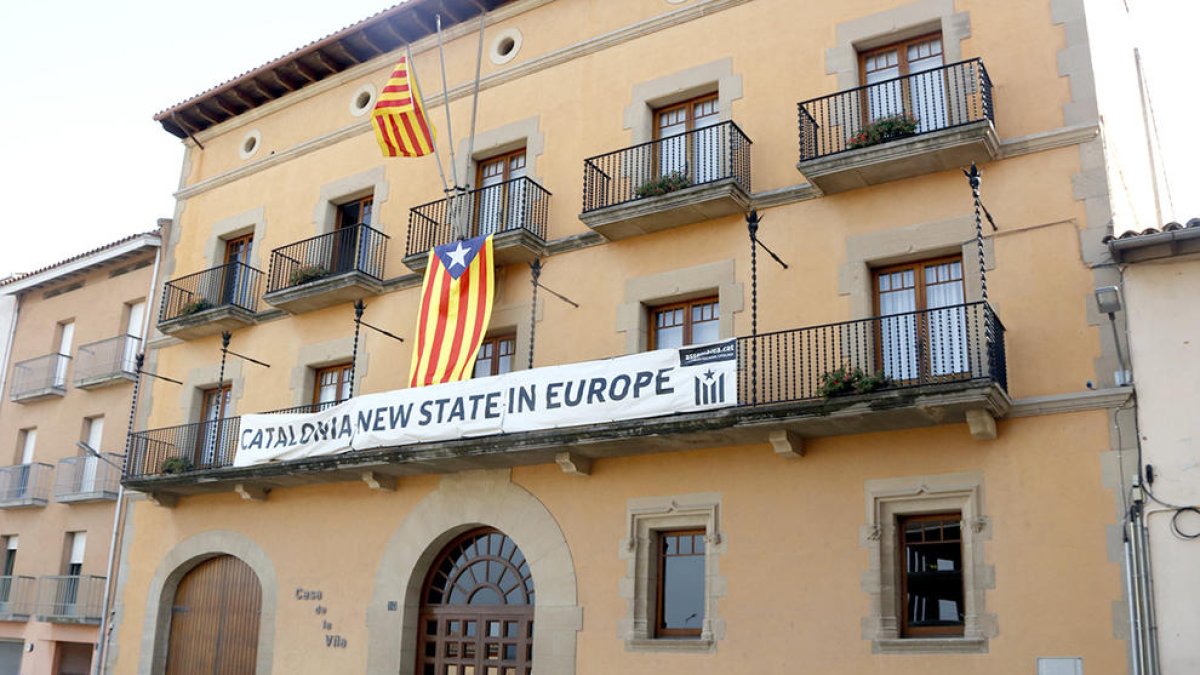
xmin=473 ymin=149 xmax=527 ymax=237
xmin=858 ymin=32 xmax=944 ymax=85
xmin=897 ymin=512 xmax=965 ymax=638
xmin=474 ymin=334 xmax=517 ymax=378
xmin=335 ymin=194 xmax=374 ymax=229
xmin=871 ymin=254 xmax=963 ymax=317
xmin=475 ymin=148 xmax=527 ymax=189
xmin=648 ymin=296 xmax=719 ymax=350
xmin=311 ymin=363 xmax=352 ymax=407
xmin=652 ymin=92 xmax=719 ymax=140
xmin=223 ymin=234 xmax=253 ymax=265
xmin=654 ymin=528 xmax=706 ymax=639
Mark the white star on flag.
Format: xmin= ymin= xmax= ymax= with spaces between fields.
xmin=446 ymin=241 xmax=471 ymax=269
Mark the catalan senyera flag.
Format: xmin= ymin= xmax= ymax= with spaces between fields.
xmin=409 ymin=235 xmax=495 ymax=387
xmin=372 ymin=56 xmax=436 ymax=158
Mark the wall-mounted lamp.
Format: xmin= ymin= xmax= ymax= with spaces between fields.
xmin=1094 ymin=285 xmax=1131 ymax=386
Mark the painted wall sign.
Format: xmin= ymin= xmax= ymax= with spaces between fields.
xmin=235 ymin=341 xmax=737 ymax=467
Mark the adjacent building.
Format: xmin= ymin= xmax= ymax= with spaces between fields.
xmin=1109 ymin=219 xmax=1200 ymax=675
xmin=0 ymin=228 xmax=163 ymax=674
xmin=105 ymin=0 xmax=1160 ymax=673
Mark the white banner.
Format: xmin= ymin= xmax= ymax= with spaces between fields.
xmin=234 ymin=340 xmax=738 ymax=467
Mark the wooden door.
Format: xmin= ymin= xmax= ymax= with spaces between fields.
xmin=166 ymin=555 xmax=262 ymax=675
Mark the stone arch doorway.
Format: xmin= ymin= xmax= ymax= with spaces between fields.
xmin=417 ymin=528 xmax=534 ymax=675
xmin=164 ymin=554 xmax=262 ymax=674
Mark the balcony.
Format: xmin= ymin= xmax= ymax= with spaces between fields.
xmin=10 ymin=353 xmax=70 ymax=402
xmin=35 ymin=575 xmax=104 ymax=624
xmin=74 ymin=335 xmax=139 ymax=389
xmin=125 ymin=303 xmax=1008 ymax=497
xmin=797 ymin=59 xmax=998 ymax=194
xmin=55 ymin=454 xmax=122 ymax=503
xmin=264 ymin=224 xmax=389 ymax=313
xmin=158 ymin=262 xmax=263 ymax=339
xmin=0 ymin=463 xmax=52 ymax=508
xmin=404 ymin=177 xmax=550 ymax=271
xmin=581 ymin=121 xmax=751 ymax=240
xmin=0 ymin=576 xmax=36 ymax=621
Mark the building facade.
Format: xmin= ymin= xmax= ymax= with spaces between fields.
xmin=107 ymin=0 xmax=1154 ymax=673
xmin=0 ymin=229 xmax=163 ymax=674
xmin=1109 ymin=219 xmax=1200 ymax=675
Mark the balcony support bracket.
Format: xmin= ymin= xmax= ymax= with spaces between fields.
xmin=362 ymin=471 xmax=397 ymax=491
xmin=145 ymin=491 xmax=178 ymax=508
xmin=555 ymin=451 xmax=593 ymax=476
xmin=769 ymin=429 xmax=805 ymax=458
xmin=235 ymin=483 xmax=269 ymax=501
xmin=965 ymin=408 xmax=998 ymax=441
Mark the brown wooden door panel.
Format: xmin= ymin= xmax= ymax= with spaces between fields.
xmin=166 ymin=555 xmax=262 ymax=675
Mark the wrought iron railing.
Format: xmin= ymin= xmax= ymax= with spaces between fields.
xmin=74 ymin=335 xmax=139 ymax=385
xmin=55 ymin=454 xmax=123 ymax=501
xmin=797 ymin=59 xmax=993 ymax=161
xmin=736 ymin=302 xmax=1006 ymax=405
xmin=267 ymin=224 xmax=389 ymax=293
xmin=125 ymin=400 xmax=345 ymax=479
xmin=159 ymin=261 xmax=263 ymax=323
xmin=0 ymin=463 xmax=53 ymax=506
xmin=407 ymin=177 xmax=551 ymax=257
xmin=35 ymin=575 xmax=105 ymax=622
xmin=583 ymin=120 xmax=751 ymax=213
xmin=0 ymin=576 xmax=36 ymax=619
xmin=10 ymin=353 xmax=71 ymax=399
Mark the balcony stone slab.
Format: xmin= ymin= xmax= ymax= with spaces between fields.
xmin=798 ymin=120 xmax=1000 ymax=195
xmin=157 ymin=305 xmax=257 ymax=339
xmin=10 ymin=386 xmax=65 ymax=404
xmin=263 ymin=270 xmax=385 ymax=313
xmin=580 ymin=178 xmax=751 ymax=241
xmin=76 ymin=371 xmax=135 ymax=390
xmin=404 ymin=227 xmax=546 ymax=272
xmin=124 ymin=381 xmax=1009 ymax=499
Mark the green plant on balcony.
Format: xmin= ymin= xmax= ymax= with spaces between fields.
xmin=178 ymin=298 xmax=213 ymax=317
xmin=160 ymin=456 xmax=194 ymax=475
xmin=818 ymin=365 xmax=892 ymax=398
xmin=847 ymin=113 xmax=920 ymax=149
xmin=635 ymin=170 xmax=692 ymax=198
xmin=289 ymin=264 xmax=331 ymax=286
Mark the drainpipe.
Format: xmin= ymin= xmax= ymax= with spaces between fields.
xmin=94 ymin=229 xmax=165 ymax=675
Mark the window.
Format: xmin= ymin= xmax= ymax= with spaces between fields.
xmin=474 ymin=335 xmax=516 ymax=378
xmin=898 ymin=513 xmax=964 ymax=637
xmin=80 ymin=417 xmax=104 ymax=493
xmin=874 ymin=257 xmax=966 ymax=382
xmin=12 ymin=429 xmax=36 ymax=500
xmin=1 ymin=536 xmax=17 ymax=608
xmin=859 ymin=34 xmax=946 ymax=131
xmin=653 ymin=93 xmax=722 ymax=185
xmin=54 ymin=321 xmax=74 ymax=388
xmin=336 ymin=195 xmax=374 ymax=228
xmin=331 ymin=195 xmax=374 ymax=276
xmin=475 ymin=149 xmax=527 ymax=236
xmin=862 ymin=473 xmax=992 ymax=653
xmin=197 ymin=385 xmax=232 ymax=468
xmin=312 ymin=363 xmax=352 ymax=408
xmin=656 ymin=530 xmax=706 ymax=638
xmin=621 ymin=493 xmax=725 ymax=651
xmin=650 ymin=297 xmax=719 ymax=350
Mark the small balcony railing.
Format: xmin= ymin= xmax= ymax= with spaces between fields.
xmin=10 ymin=353 xmax=70 ymax=400
xmin=74 ymin=335 xmax=140 ymax=387
xmin=798 ymin=58 xmax=993 ymax=161
xmin=35 ymin=575 xmax=105 ymax=623
xmin=0 ymin=576 xmax=36 ymax=619
xmin=159 ymin=261 xmax=263 ymax=323
xmin=583 ymin=120 xmax=751 ymax=213
xmin=736 ymin=302 xmax=1006 ymax=405
xmin=267 ymin=224 xmax=389 ymax=293
xmin=407 ymin=177 xmax=551 ymax=257
xmin=125 ymin=400 xmax=343 ymax=479
xmin=55 ymin=454 xmax=123 ymax=502
xmin=0 ymin=463 xmax=53 ymax=507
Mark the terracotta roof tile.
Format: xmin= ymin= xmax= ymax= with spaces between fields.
xmin=0 ymin=229 xmax=162 ymax=288
xmin=1102 ymin=217 xmax=1200 ymax=243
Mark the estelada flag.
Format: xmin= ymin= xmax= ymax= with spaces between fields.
xmin=372 ymin=56 xmax=436 ymax=157
xmin=409 ymin=235 xmax=495 ymax=387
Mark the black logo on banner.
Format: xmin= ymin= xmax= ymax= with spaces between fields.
xmin=679 ymin=340 xmax=736 ymax=368
xmin=694 ymin=369 xmax=726 ymax=406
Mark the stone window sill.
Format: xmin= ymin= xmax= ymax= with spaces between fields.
xmin=625 ymin=637 xmax=715 ymax=654
xmin=873 ymin=636 xmax=988 ymax=654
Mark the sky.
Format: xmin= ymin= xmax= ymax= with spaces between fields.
xmin=0 ymin=0 xmax=1196 ymax=278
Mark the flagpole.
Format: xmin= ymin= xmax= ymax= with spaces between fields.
xmin=405 ymin=43 xmax=452 ymax=198
xmin=464 ymin=14 xmax=486 ymax=182
xmin=435 ymin=14 xmax=468 ymax=240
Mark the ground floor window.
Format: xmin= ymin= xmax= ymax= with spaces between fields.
xmin=418 ymin=528 xmax=534 ymax=675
